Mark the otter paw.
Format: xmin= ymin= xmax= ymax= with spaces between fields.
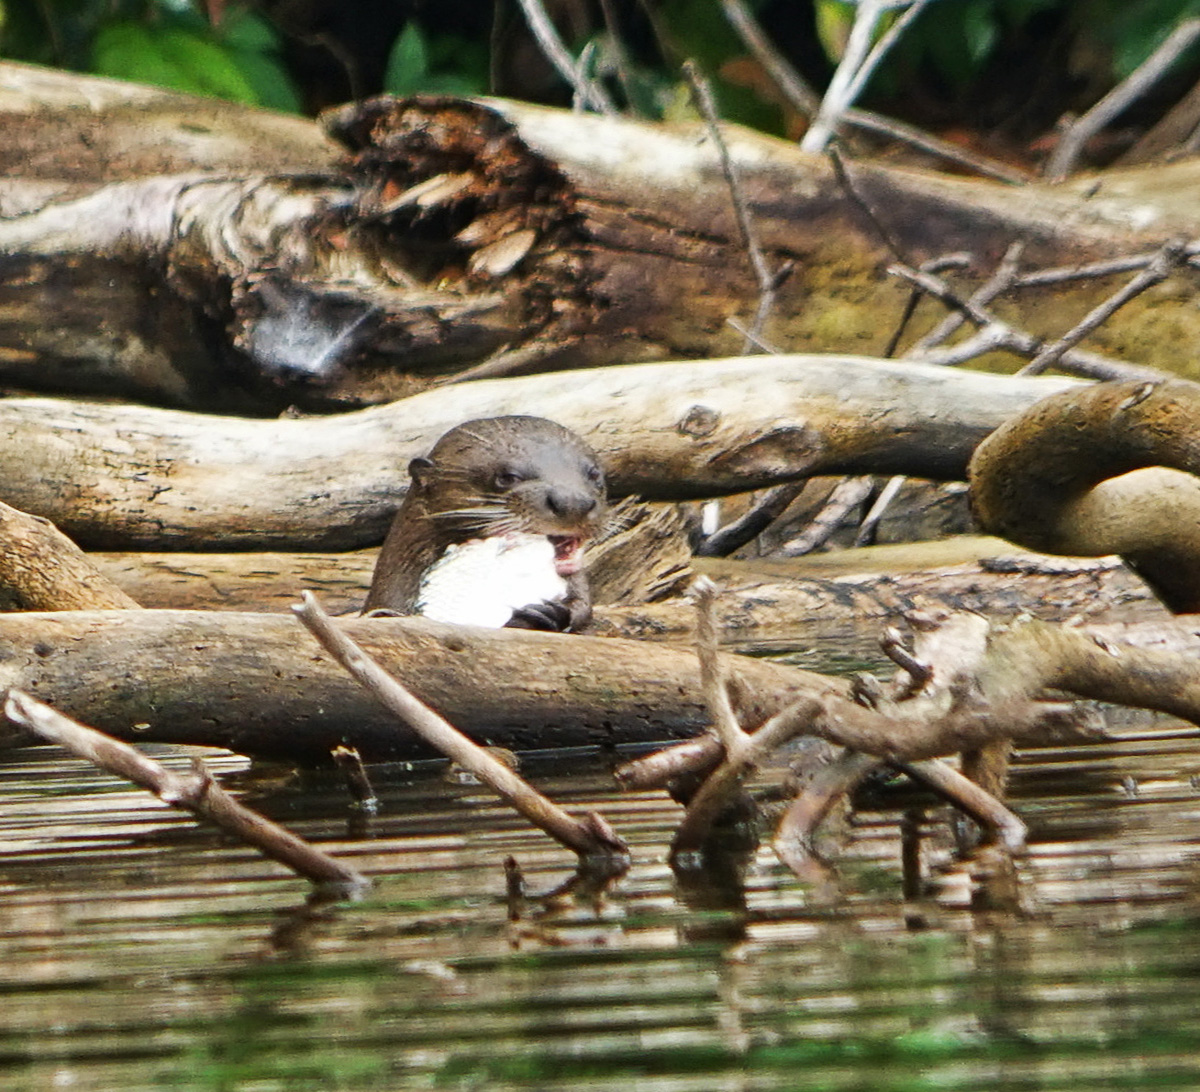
xmin=505 ymin=599 xmax=573 ymax=632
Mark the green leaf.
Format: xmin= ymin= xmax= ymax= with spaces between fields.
xmin=229 ymin=46 xmax=301 ymax=112
xmin=384 ymin=21 xmax=430 ymax=96
xmin=92 ymin=21 xmax=191 ymax=93
xmin=154 ymin=26 xmax=260 ymax=103
xmin=815 ymin=0 xmax=856 ymax=63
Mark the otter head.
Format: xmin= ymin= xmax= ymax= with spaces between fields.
xmin=411 ymin=415 xmax=606 ymax=576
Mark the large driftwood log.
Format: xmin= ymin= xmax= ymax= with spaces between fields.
xmin=2 ymin=608 xmax=1198 ymax=767
xmin=4 ymin=64 xmax=1200 ymax=411
xmin=0 ymin=610 xmax=833 ymax=762
xmin=0 ymin=356 xmax=1076 ymax=549
xmin=85 ymin=540 xmax=1160 ymax=644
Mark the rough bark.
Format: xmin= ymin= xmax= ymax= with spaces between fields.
xmin=5 ymin=64 xmax=1200 ymax=411
xmin=0 ymin=356 xmax=1077 ymax=549
xmin=0 ymin=500 xmax=140 ymax=610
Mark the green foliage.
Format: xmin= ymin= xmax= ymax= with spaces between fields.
xmin=383 ymin=21 xmax=487 ymax=98
xmin=1081 ymin=0 xmax=1200 ymax=78
xmin=1 ymin=0 xmax=299 ymax=112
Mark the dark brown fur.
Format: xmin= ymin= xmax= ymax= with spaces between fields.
xmin=363 ymin=416 xmax=606 ymax=628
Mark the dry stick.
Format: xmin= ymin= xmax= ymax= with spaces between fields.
xmin=909 ymin=241 xmax=1026 ymax=355
xmin=332 ymin=745 xmax=379 ymax=813
xmin=718 ymin=0 xmax=1030 ymax=184
xmin=1017 ymin=237 xmax=1190 ymax=375
xmin=1015 ymin=249 xmax=1188 ymax=287
xmin=883 ymin=252 xmax=973 ymax=360
xmin=595 ymin=0 xmax=636 ymax=111
xmin=777 ymin=476 xmax=875 ymax=556
xmin=292 ymin=592 xmax=627 ymax=861
xmin=683 ymin=60 xmax=784 ymax=349
xmin=615 ymin=735 xmax=723 ymax=792
xmin=4 ymin=689 xmax=368 ymax=890
xmin=888 ymin=262 xmax=1167 ymax=381
xmin=802 ymin=0 xmax=930 ymax=155
xmin=515 ymin=0 xmax=617 ymax=115
xmin=829 ymin=144 xmax=913 ymax=266
xmin=671 ymin=696 xmax=823 ymax=857
xmin=674 ymin=580 xmax=820 ymax=856
xmin=725 ymin=316 xmax=783 ymax=354
xmin=900 ymin=760 xmax=1027 ymax=852
xmin=692 ymin=576 xmax=752 ymax=755
xmin=1045 ymin=18 xmax=1200 ymax=182
xmin=774 ymin=750 xmax=883 ymax=880
xmin=853 ymin=473 xmax=905 ymax=547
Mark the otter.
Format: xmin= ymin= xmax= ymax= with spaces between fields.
xmin=363 ymin=416 xmax=607 ymax=631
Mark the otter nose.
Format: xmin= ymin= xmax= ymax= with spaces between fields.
xmin=547 ymin=489 xmax=598 ymax=521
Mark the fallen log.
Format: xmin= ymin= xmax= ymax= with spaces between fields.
xmin=0 ymin=356 xmax=1077 ymax=549
xmin=4 ymin=66 xmax=1200 ymax=410
xmin=84 ymin=539 xmax=1161 ymax=645
xmin=0 ymin=609 xmax=834 ymax=762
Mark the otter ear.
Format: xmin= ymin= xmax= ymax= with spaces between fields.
xmin=408 ymin=456 xmax=435 ymax=493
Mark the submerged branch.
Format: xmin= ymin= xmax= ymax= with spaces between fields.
xmin=4 ymin=689 xmax=368 ymax=891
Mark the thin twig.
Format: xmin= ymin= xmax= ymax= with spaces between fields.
xmin=1045 ymin=18 xmax=1200 ymax=181
xmin=515 ymin=0 xmax=617 ymax=115
xmin=725 ymin=316 xmax=784 ymax=353
xmin=909 ymin=242 xmax=1025 ymax=355
xmin=884 ymin=252 xmax=972 ymax=359
xmin=596 ymin=0 xmax=636 ymax=111
xmin=718 ymin=0 xmax=820 ymax=113
xmin=853 ymin=474 xmax=905 ymax=546
xmin=844 ymin=109 xmax=1031 ymax=184
xmin=890 ymin=261 xmax=1169 ymax=381
xmin=683 ymin=60 xmax=781 ymax=349
xmin=293 ymin=592 xmax=627 ymax=861
xmin=1015 ymin=250 xmax=1175 ymax=287
xmin=801 ymin=0 xmax=930 ymax=154
xmin=1017 ymin=237 xmax=1189 ymax=375
xmin=829 ymin=144 xmax=913 ymax=266
xmin=719 ymin=0 xmax=1027 ymax=182
xmin=4 ymin=689 xmax=369 ymax=891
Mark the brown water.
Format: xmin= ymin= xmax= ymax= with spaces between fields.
xmin=4 ymin=713 xmax=1200 ymax=1092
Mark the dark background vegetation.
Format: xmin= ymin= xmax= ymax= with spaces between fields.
xmin=4 ymin=0 xmax=1200 ymax=169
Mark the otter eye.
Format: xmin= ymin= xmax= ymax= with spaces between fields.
xmin=584 ymin=463 xmax=603 ymax=486
xmin=492 ymin=468 xmax=523 ymax=490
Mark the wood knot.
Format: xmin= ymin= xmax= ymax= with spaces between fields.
xmin=676 ymin=405 xmax=720 ymax=437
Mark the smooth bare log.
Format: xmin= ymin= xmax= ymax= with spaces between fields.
xmin=0 ymin=358 xmax=1078 ymax=549
xmin=0 ymin=609 xmax=833 ymax=762
xmin=969 ymin=378 xmax=1200 ymax=610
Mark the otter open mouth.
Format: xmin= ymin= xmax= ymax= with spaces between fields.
xmin=548 ymin=534 xmax=583 ymax=576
